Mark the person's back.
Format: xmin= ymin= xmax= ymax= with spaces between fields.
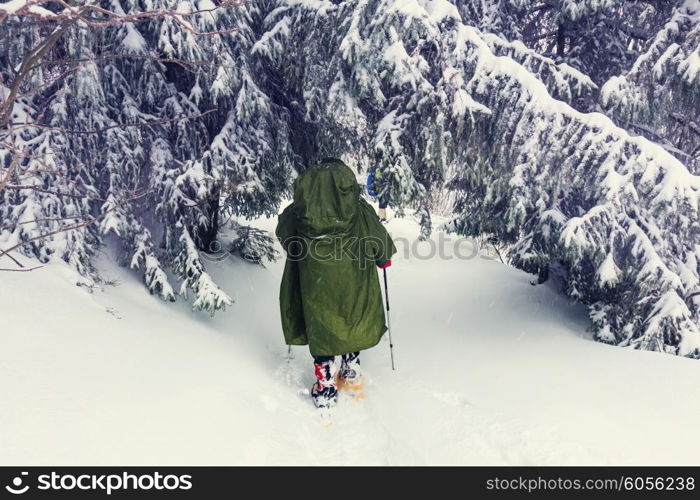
xmin=276 ymin=157 xmax=396 ymax=409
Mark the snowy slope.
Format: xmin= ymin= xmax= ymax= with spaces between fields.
xmin=1 ymin=212 xmax=699 ymax=465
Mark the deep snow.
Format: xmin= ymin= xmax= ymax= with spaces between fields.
xmin=1 ymin=212 xmax=699 ymax=465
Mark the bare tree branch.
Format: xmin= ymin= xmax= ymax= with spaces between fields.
xmin=1 ymin=250 xmax=27 ymax=268
xmin=0 ymin=23 xmax=67 ymax=128
xmin=0 ymin=265 xmax=43 ymax=272
xmin=8 ymin=108 xmax=217 ymax=135
xmin=0 ymin=150 xmax=23 ymax=191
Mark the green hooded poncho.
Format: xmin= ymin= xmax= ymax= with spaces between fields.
xmin=275 ymin=158 xmax=397 ymax=356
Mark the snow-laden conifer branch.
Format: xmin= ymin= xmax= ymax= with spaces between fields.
xmin=1 ymin=1 xmax=278 ymax=311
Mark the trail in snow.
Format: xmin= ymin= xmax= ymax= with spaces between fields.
xmin=1 ymin=213 xmax=699 ymax=465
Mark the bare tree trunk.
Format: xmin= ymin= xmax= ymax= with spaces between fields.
xmin=197 ymin=190 xmax=221 ymax=253
xmin=555 ymin=23 xmax=566 ymax=57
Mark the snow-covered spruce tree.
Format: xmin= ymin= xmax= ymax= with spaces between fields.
xmin=493 ymin=0 xmax=675 ymax=86
xmin=134 ymin=0 xmax=239 ymax=312
xmin=492 ymin=1 xmax=700 ymax=176
xmin=111 ymin=0 xmax=293 ymax=311
xmin=442 ymin=19 xmax=700 ymax=356
xmin=1 ymin=21 xmax=106 ymax=280
xmin=197 ymin=1 xmax=293 ymax=253
xmin=601 ymin=0 xmax=700 ymax=174
xmin=0 ymin=2 xmax=213 ymax=307
xmin=455 ymin=1 xmax=700 ymax=176
xmin=1 ymin=1 xmax=292 ymax=313
xmin=85 ymin=5 xmax=177 ymax=301
xmin=136 ymin=0 xmax=293 ymax=287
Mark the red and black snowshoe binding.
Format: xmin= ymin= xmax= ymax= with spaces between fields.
xmin=311 ymin=358 xmax=338 ymax=409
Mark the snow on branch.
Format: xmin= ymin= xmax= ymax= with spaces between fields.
xmin=447 ymin=19 xmax=700 ymax=355
xmin=601 ymin=0 xmax=700 ymax=125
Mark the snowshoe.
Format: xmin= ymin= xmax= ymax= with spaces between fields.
xmin=338 ymin=352 xmax=365 ymax=400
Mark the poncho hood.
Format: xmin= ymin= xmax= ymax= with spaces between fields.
xmin=292 ymin=158 xmax=360 ymax=238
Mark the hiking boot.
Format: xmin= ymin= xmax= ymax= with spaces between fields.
xmin=311 ymin=358 xmax=338 ymax=409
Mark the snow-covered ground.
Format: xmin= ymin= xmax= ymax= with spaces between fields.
xmin=1 ymin=213 xmax=699 ymax=465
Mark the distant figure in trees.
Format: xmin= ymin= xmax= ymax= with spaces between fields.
xmin=275 ymin=158 xmax=396 ymax=409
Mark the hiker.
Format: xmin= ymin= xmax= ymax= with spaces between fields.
xmin=275 ymin=157 xmax=397 ymax=409
xmin=366 ymin=164 xmax=388 ymax=222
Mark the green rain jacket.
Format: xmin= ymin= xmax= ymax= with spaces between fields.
xmin=275 ymin=158 xmax=397 ymax=356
